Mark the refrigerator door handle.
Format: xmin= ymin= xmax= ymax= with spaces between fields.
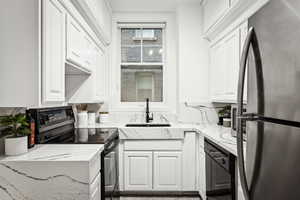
xmin=237 ymin=27 xmax=264 ymax=200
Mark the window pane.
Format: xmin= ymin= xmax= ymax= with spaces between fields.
xmin=143 ymin=46 xmax=163 ymax=63
xmin=121 ymin=46 xmax=141 ymax=63
xmin=121 ymin=28 xmax=141 ymax=63
xmin=142 ymin=29 xmax=163 ymax=63
xmin=142 ymin=29 xmax=163 ymax=45
xmin=121 ymin=65 xmax=163 ymax=102
xmin=121 ymin=29 xmax=141 ymax=46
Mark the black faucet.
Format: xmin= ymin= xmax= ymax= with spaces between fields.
xmin=146 ymin=98 xmax=153 ymax=123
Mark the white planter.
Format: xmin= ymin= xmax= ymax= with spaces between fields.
xmin=5 ymin=136 xmax=28 ymax=156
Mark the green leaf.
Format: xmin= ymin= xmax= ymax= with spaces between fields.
xmin=0 ymin=114 xmax=31 ymax=137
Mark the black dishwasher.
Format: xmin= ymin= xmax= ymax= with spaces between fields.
xmin=205 ymin=138 xmax=235 ymax=200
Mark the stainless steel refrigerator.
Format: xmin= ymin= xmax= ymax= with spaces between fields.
xmin=237 ymin=0 xmax=300 ymax=200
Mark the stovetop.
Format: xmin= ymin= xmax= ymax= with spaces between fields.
xmin=42 ymin=128 xmax=118 ymax=145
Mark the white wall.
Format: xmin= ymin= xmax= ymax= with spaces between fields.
xmin=176 ymin=2 xmax=218 ymax=123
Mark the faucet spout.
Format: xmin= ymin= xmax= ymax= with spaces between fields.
xmin=146 ymin=98 xmax=153 ymax=123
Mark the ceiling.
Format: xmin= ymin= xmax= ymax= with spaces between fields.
xmin=110 ymin=0 xmax=201 ymax=12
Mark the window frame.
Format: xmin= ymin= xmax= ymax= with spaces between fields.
xmin=115 ymin=24 xmax=168 ymax=110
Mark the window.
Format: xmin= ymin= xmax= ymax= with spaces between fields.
xmin=120 ymin=27 xmax=164 ymax=102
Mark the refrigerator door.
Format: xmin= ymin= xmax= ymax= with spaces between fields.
xmin=247 ymin=121 xmax=300 ymax=200
xmin=248 ymin=0 xmax=300 ymax=122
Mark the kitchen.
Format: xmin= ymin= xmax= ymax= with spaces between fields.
xmin=0 ymin=0 xmax=299 ymax=200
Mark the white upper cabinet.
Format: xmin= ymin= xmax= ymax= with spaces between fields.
xmin=94 ymin=46 xmax=108 ymax=101
xmin=202 ymin=0 xmax=269 ymax=40
xmin=71 ymin=0 xmax=112 ymax=45
xmin=66 ymin=15 xmax=93 ymax=72
xmin=82 ymin=34 xmax=94 ymax=70
xmin=66 ymin=43 xmax=108 ymax=104
xmin=66 ymin=14 xmax=99 ymax=73
xmin=203 ymin=0 xmax=230 ymax=32
xmin=66 ymin=15 xmax=84 ymax=67
xmin=210 ymin=22 xmax=248 ymax=103
xmin=86 ymin=0 xmax=112 ymax=42
xmin=42 ymin=0 xmax=66 ymax=103
xmin=210 ymin=40 xmax=226 ymax=101
xmin=223 ymin=28 xmax=240 ymax=100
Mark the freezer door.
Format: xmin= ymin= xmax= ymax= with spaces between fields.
xmin=246 ymin=121 xmax=300 ymax=200
xmin=248 ymin=0 xmax=300 ymax=122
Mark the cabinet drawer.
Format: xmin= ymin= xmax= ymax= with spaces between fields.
xmin=124 ymin=140 xmax=183 ymax=151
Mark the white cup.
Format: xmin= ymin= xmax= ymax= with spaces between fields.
xmin=88 ymin=112 xmax=96 ymax=126
xmin=77 ymin=111 xmax=88 ymax=128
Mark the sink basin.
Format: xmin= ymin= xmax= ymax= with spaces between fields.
xmin=125 ymin=123 xmax=171 ymax=127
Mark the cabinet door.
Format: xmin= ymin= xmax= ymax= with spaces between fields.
xmin=82 ymin=34 xmax=94 ymax=71
xmin=210 ymin=25 xmax=243 ymax=103
xmin=210 ymin=40 xmax=226 ymax=101
xmin=223 ymin=28 xmax=240 ymax=101
xmin=94 ymin=46 xmax=107 ymax=101
xmin=153 ymin=152 xmax=182 ymax=191
xmin=42 ymin=0 xmax=66 ymax=103
xmin=124 ymin=152 xmax=153 ymax=191
xmin=66 ymin=15 xmax=85 ymax=68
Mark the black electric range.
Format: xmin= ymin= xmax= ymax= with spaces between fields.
xmin=27 ymin=106 xmax=118 ymax=144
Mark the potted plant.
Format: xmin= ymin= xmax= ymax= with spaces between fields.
xmin=0 ymin=113 xmax=31 ymax=156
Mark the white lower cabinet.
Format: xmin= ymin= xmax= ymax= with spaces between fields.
xmin=121 ymin=133 xmax=197 ymax=192
xmin=123 ymin=151 xmax=183 ymax=191
xmin=198 ymin=149 xmax=206 ymax=199
xmin=89 ymin=172 xmax=101 ymax=200
xmin=197 ymin=134 xmax=206 ymax=199
xmin=153 ymin=152 xmax=182 ymax=190
xmin=124 ymin=151 xmax=153 ymax=190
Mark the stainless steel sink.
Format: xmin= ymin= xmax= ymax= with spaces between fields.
xmin=125 ymin=123 xmax=171 ymax=127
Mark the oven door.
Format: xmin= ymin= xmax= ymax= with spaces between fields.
xmin=101 ymin=137 xmax=119 ymax=200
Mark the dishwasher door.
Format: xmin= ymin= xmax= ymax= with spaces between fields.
xmin=205 ymin=139 xmax=235 ymax=200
